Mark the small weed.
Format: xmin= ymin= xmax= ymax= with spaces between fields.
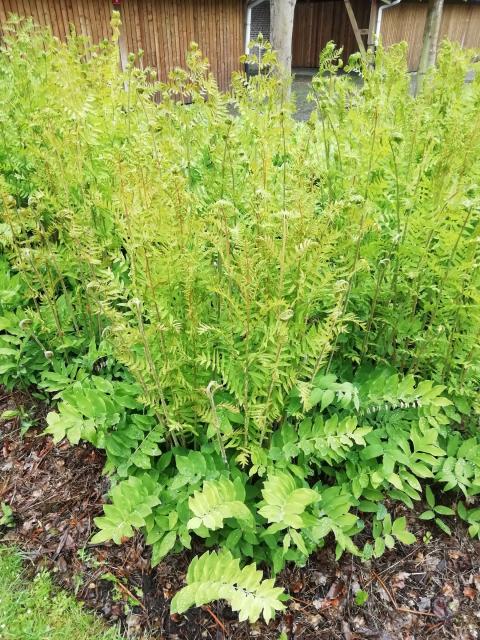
xmin=0 ymin=502 xmax=14 ymax=528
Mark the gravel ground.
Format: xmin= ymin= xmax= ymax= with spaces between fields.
xmin=293 ymin=73 xmax=316 ymax=122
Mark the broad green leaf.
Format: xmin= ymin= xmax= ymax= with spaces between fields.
xmin=419 ymin=510 xmax=435 ymax=520
xmin=151 ymin=531 xmax=177 ymax=566
xmin=425 ymin=485 xmax=435 ymax=509
xmin=394 ymin=530 xmax=416 ymax=545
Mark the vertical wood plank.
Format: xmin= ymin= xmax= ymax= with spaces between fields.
xmin=56 ymin=0 xmax=71 ymax=41
xmin=148 ymin=0 xmax=160 ymax=74
xmin=163 ymin=0 xmax=173 ymax=75
xmin=367 ymin=0 xmax=378 ymax=49
xmin=117 ymin=2 xmax=128 ymax=70
xmin=100 ymin=0 xmax=112 ymax=41
xmin=122 ymin=0 xmax=135 ymax=60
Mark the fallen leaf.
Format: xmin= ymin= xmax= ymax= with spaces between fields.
xmin=56 ymin=556 xmax=67 ymax=572
xmin=342 ymin=621 xmax=354 ymax=640
xmin=448 ymin=598 xmax=460 ymax=613
xmin=433 ymin=596 xmax=448 ymax=618
xmin=463 ymin=586 xmax=477 ymax=601
xmin=352 ymin=614 xmax=365 ymax=628
xmin=423 ymin=554 xmax=441 ymax=571
xmin=377 ymin=584 xmax=390 ymax=602
xmin=326 ymin=580 xmax=345 ymax=600
xmin=22 ymin=517 xmax=36 ymax=531
xmin=441 ymin=582 xmax=454 ymax=598
xmin=312 ymin=571 xmax=328 ymax=586
xmin=391 ymin=571 xmax=409 ymax=590
xmin=354 ymin=627 xmax=381 ymax=638
xmin=418 ymin=596 xmax=431 ymax=612
xmin=126 ymin=613 xmax=142 ymax=638
xmin=313 ymin=596 xmax=343 ymax=611
xmin=290 ymin=579 xmax=303 ymax=593
xmin=162 ymin=585 xmax=174 ymax=599
xmin=305 ymin=613 xmax=322 ymax=627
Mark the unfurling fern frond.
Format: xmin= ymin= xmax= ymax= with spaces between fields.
xmin=188 ymin=476 xmax=254 ymax=531
xmin=170 ymin=549 xmax=286 ymax=623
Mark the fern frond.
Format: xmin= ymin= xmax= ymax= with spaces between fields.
xmin=91 ymin=474 xmax=161 ymax=544
xmin=259 ymin=471 xmax=319 ymax=529
xmin=170 ymin=549 xmax=285 ymax=623
xmin=188 ymin=477 xmax=253 ymax=531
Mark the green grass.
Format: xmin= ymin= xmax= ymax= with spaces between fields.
xmin=0 ymin=547 xmax=122 ymax=640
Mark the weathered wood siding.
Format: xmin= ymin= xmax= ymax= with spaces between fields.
xmin=292 ymin=0 xmax=371 ymax=67
xmin=2 ymin=1 xmax=479 ymax=82
xmin=0 ymin=0 xmax=245 ymax=90
xmin=381 ymin=2 xmax=480 ymax=71
xmin=1 ymin=1 xmax=118 ymax=48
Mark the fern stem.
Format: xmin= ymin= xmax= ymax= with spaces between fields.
xmin=360 ymin=258 xmax=387 ymax=364
xmin=242 ymin=254 xmax=252 ymax=449
xmin=134 ymin=300 xmax=179 ymax=447
xmin=320 ymin=113 xmax=332 ymax=201
xmin=280 ymin=98 xmax=287 ymax=211
xmin=26 ymin=250 xmax=63 ymax=337
xmin=206 ymin=382 xmax=227 ymax=464
xmin=259 ymin=324 xmax=286 ymax=446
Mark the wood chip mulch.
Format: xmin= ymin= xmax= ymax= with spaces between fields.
xmin=1 ymin=389 xmax=480 ymax=640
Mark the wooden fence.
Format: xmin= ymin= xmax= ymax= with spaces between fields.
xmin=0 ymin=0 xmax=245 ymax=90
xmin=382 ymin=2 xmax=480 ymax=71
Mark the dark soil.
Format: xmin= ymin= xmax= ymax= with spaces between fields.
xmin=1 ymin=389 xmax=479 ymax=640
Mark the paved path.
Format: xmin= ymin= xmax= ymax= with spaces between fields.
xmin=293 ymin=73 xmax=315 ymax=122
xmin=293 ymin=68 xmax=477 ymax=122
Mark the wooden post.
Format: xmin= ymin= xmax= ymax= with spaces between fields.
xmin=417 ymin=0 xmax=445 ymax=92
xmin=367 ymin=0 xmax=378 ymax=50
xmin=270 ymin=0 xmax=298 ymax=77
xmin=344 ymin=0 xmax=367 ymax=57
xmin=117 ymin=4 xmax=128 ymax=72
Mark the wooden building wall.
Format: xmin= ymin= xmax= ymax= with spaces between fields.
xmin=381 ymin=2 xmax=480 ymax=71
xmin=292 ymin=0 xmax=370 ymax=67
xmin=0 ymin=0 xmax=245 ymax=90
xmin=1 ymin=1 xmax=479 ymax=84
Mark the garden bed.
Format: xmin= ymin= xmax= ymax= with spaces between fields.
xmin=1 ymin=16 xmax=480 ymax=640
xmin=1 ymin=389 xmax=479 ymax=640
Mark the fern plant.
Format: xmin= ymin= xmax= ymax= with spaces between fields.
xmin=91 ymin=474 xmax=161 ymax=545
xmin=1 ymin=14 xmax=480 ymax=628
